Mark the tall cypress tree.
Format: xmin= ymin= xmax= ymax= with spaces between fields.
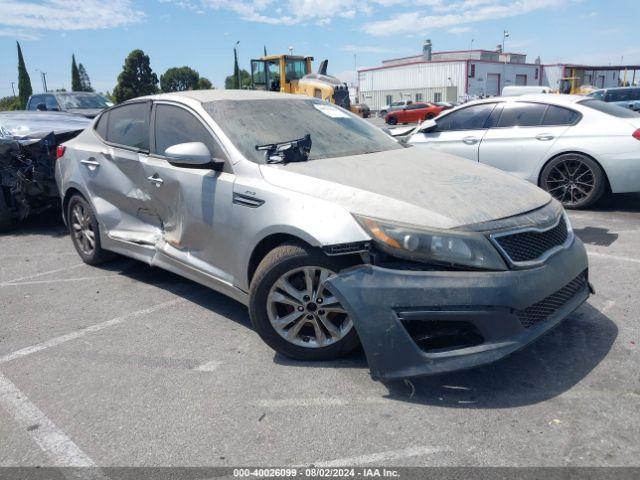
xmin=71 ymin=54 xmax=82 ymax=91
xmin=78 ymin=63 xmax=93 ymax=92
xmin=233 ymin=47 xmax=240 ymax=89
xmin=16 ymin=42 xmax=32 ymax=109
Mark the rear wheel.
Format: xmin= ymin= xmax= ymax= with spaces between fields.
xmin=249 ymin=242 xmax=360 ymax=361
xmin=540 ymin=153 xmax=606 ymax=209
xmin=387 ymin=116 xmax=397 ymax=125
xmin=67 ymin=194 xmax=112 ymax=264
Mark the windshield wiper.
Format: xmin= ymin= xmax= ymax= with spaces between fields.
xmin=256 ymin=134 xmax=312 ymax=164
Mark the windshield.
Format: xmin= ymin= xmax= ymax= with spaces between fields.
xmin=579 ymin=99 xmax=640 ymax=118
xmin=203 ymin=99 xmax=403 ymax=163
xmin=56 ymin=94 xmax=109 ymax=109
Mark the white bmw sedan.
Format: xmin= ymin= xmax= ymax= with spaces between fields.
xmin=407 ymin=94 xmax=640 ymax=208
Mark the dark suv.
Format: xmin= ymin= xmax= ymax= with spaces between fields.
xmin=26 ymin=92 xmax=112 ymax=118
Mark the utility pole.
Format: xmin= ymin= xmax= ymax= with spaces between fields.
xmin=10 ymin=82 xmax=16 ymax=96
xmin=502 ymin=30 xmax=509 ymax=57
xmin=469 ymin=38 xmax=474 ymax=51
xmin=41 ymin=71 xmax=48 ymax=92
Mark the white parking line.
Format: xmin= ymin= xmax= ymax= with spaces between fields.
xmin=2 ymin=263 xmax=86 ymax=284
xmin=0 ymin=298 xmax=187 ymax=365
xmin=312 ymin=445 xmax=451 ymax=467
xmin=586 ymin=250 xmax=640 ymax=264
xmin=0 ymin=275 xmax=121 ymax=287
xmin=194 ymin=360 xmax=223 ymax=372
xmin=0 ymin=372 xmax=96 ymax=466
xmin=253 ymin=397 xmax=390 ymax=408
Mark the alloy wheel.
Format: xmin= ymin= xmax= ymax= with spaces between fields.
xmin=71 ymin=202 xmax=96 ymax=256
xmin=266 ymin=266 xmax=352 ymax=348
xmin=544 ymin=156 xmax=595 ymax=206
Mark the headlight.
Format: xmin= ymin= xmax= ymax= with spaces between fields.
xmin=354 ymin=214 xmax=507 ymax=271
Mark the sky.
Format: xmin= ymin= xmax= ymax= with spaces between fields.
xmin=0 ymin=0 xmax=639 ymax=98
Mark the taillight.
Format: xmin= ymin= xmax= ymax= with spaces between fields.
xmin=56 ymin=145 xmax=66 ymax=159
xmin=633 ymin=129 xmax=640 ymax=141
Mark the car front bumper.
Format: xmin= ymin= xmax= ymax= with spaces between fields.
xmin=325 ymin=236 xmax=590 ymax=381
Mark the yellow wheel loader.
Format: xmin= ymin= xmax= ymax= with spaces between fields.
xmin=250 ymin=54 xmax=351 ymax=109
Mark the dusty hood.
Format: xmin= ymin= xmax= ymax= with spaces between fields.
xmin=260 ymin=147 xmax=551 ymax=229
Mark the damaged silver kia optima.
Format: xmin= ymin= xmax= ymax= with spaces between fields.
xmin=55 ymin=90 xmax=591 ymax=380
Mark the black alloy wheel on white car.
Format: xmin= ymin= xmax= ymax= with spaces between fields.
xmin=540 ymin=153 xmax=606 ymax=209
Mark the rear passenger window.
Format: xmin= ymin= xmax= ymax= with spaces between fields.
xmin=106 ymin=102 xmax=149 ymax=150
xmin=154 ymin=104 xmax=226 ymax=160
xmin=497 ymin=103 xmax=547 ymax=127
xmin=95 ymin=112 xmax=108 ymax=139
xmin=542 ymin=106 xmax=580 ymax=126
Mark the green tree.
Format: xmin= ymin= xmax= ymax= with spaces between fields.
xmin=225 ymin=69 xmax=250 ymax=89
xmin=197 ymin=77 xmax=213 ymax=90
xmin=16 ymin=42 xmax=32 ymax=109
xmin=71 ymin=54 xmax=82 ymax=92
xmin=78 ymin=63 xmax=93 ymax=92
xmin=112 ymin=49 xmax=158 ymax=103
xmin=0 ymin=96 xmax=20 ymax=111
xmin=160 ymin=66 xmax=199 ymax=92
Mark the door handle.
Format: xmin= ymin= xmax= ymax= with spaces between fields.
xmin=535 ymin=134 xmax=554 ymax=141
xmin=462 ymin=136 xmax=478 ymax=145
xmin=80 ymin=158 xmax=100 ymax=169
xmin=147 ymin=175 xmax=164 ymax=187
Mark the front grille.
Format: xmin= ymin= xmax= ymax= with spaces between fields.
xmin=516 ymin=271 xmax=587 ymax=329
xmin=494 ymin=216 xmax=568 ymax=263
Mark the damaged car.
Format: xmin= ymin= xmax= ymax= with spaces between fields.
xmin=0 ymin=111 xmax=90 ymax=232
xmin=55 ymin=91 xmax=591 ymax=380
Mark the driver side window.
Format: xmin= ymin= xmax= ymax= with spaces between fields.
xmin=153 ymin=104 xmax=227 ymax=160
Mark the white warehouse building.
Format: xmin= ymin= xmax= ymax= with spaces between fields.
xmin=357 ymin=40 xmax=631 ymax=110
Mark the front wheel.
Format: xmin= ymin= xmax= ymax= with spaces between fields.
xmin=386 ymin=116 xmax=397 ymax=125
xmin=249 ymin=243 xmax=360 ymax=361
xmin=540 ymin=153 xmax=606 ymax=209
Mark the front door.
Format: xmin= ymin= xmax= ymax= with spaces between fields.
xmin=79 ymin=101 xmax=156 ymax=239
xmin=410 ymin=102 xmax=498 ymax=162
xmin=140 ymin=102 xmax=236 ymax=283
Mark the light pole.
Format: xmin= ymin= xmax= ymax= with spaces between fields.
xmin=469 ymin=38 xmax=474 ymax=51
xmin=502 ymin=30 xmax=509 ymax=56
xmin=288 ymin=46 xmax=293 ymax=56
xmin=36 ymin=69 xmax=48 ymax=92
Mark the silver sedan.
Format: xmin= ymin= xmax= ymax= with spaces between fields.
xmin=406 ymin=94 xmax=640 ymax=208
xmin=55 ymin=91 xmax=589 ymax=380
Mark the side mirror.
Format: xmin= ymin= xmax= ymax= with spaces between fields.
xmin=164 ymin=142 xmax=223 ymax=169
xmin=418 ymin=119 xmax=438 ymax=133
xmin=36 ymin=103 xmax=47 ymax=111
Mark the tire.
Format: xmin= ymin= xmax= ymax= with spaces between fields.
xmin=387 ymin=116 xmax=397 ymax=125
xmin=424 ymin=113 xmax=435 ymax=121
xmin=66 ymin=194 xmax=112 ymax=265
xmin=249 ymin=242 xmax=360 ymax=361
xmin=0 ymin=188 xmax=13 ymax=233
xmin=539 ymin=153 xmax=607 ymax=209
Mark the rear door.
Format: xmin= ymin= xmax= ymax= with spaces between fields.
xmin=410 ymin=103 xmax=498 ymax=162
xmin=139 ymin=102 xmax=236 ymax=283
xmin=479 ymin=102 xmax=577 ymax=181
xmin=77 ymin=101 xmax=156 ymax=240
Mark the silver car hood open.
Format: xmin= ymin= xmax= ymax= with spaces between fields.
xmin=260 ymin=147 xmax=551 ymax=229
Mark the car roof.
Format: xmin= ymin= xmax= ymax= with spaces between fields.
xmin=134 ymin=90 xmax=314 ymax=104
xmin=461 ymin=94 xmax=587 ymax=108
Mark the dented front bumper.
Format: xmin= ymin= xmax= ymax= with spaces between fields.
xmin=325 ymin=237 xmax=590 ymax=381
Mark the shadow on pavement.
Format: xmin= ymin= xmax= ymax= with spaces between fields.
xmin=591 ymin=192 xmax=640 ymax=213
xmin=382 ymin=303 xmax=616 ymax=408
xmin=1 ymin=208 xmax=66 ymax=237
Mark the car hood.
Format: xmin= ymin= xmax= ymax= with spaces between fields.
xmin=260 ymin=147 xmax=551 ymax=230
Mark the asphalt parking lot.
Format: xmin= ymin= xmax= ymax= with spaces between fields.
xmin=1 ymin=194 xmax=639 ymax=468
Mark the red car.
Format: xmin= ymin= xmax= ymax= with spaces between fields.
xmin=385 ymin=102 xmax=445 ymax=125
